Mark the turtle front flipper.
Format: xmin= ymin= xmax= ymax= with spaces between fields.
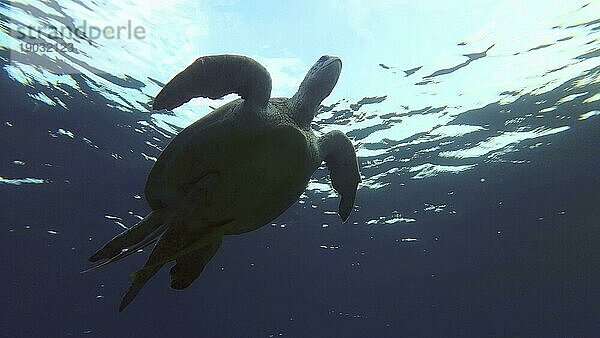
xmin=318 ymin=130 xmax=361 ymax=222
xmin=153 ymin=55 xmax=272 ymax=111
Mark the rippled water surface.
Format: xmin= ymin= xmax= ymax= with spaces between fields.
xmin=1 ymin=1 xmax=599 ymax=337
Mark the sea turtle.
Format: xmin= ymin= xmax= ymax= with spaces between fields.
xmin=87 ymin=54 xmax=361 ymax=311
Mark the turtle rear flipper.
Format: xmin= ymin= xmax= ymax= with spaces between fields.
xmin=87 ymin=173 xmax=219 ymax=270
xmin=86 ymin=209 xmax=167 ymax=268
xmin=118 ymin=225 xmax=184 ymax=312
xmin=153 ymin=55 xmax=272 ymax=111
xmin=119 ymin=226 xmax=227 ymax=311
xmin=170 ymin=237 xmax=223 ymax=290
xmin=116 ymin=173 xmax=227 ymax=311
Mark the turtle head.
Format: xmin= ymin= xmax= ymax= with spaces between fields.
xmin=291 ymin=55 xmax=342 ymax=127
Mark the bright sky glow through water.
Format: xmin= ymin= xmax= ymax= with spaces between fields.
xmin=0 ymin=0 xmax=598 ymax=216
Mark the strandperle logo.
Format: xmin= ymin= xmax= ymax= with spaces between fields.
xmin=13 ymin=19 xmax=146 ymax=41
xmin=9 ymin=16 xmax=147 ymax=73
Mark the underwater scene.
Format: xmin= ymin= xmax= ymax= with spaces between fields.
xmin=1 ymin=0 xmax=599 ymax=337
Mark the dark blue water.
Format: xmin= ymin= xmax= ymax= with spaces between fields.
xmin=2 ymin=1 xmax=600 ymax=337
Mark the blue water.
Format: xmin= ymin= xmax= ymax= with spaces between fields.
xmin=1 ymin=1 xmax=600 ymax=337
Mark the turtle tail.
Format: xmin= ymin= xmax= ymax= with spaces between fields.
xmin=83 ymin=209 xmax=168 ymax=273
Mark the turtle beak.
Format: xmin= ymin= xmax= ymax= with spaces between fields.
xmin=319 ymin=55 xmax=342 ymax=70
xmin=291 ymin=55 xmax=343 ymax=126
xmin=317 ymin=56 xmax=342 ymax=84
xmin=305 ymin=55 xmax=342 ymax=103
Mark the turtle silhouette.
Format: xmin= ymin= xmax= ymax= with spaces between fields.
xmin=87 ymin=54 xmax=361 ymax=311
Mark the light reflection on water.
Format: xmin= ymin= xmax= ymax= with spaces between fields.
xmin=1 ymin=0 xmax=599 ymax=226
